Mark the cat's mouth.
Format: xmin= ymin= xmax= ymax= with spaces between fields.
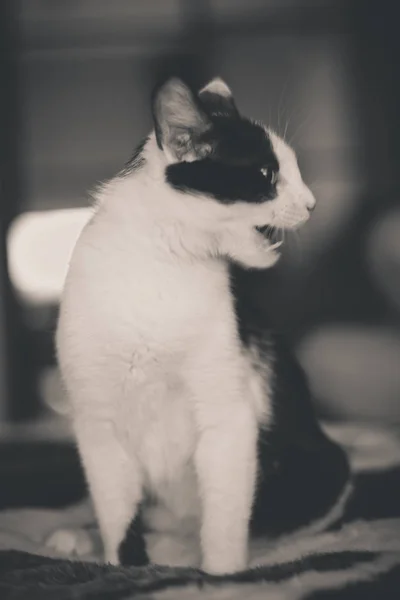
xmin=256 ymin=226 xmax=284 ymax=251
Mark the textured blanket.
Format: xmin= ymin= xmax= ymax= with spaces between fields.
xmin=1 ymin=423 xmax=400 ymax=599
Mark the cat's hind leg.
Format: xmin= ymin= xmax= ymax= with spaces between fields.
xmin=251 ymin=432 xmax=351 ymax=540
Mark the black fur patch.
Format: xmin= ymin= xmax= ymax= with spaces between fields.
xmin=230 ymin=268 xmax=351 ymax=537
xmin=118 ymin=511 xmax=149 ymax=567
xmin=199 ymin=89 xmax=239 ymax=118
xmin=166 ymin=116 xmax=279 ymax=204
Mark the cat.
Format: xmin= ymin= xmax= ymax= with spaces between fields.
xmin=50 ymin=77 xmax=350 ymax=575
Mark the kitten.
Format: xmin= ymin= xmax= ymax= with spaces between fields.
xmin=53 ymin=77 xmax=350 ymax=575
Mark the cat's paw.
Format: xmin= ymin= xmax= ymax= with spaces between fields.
xmin=201 ymin=555 xmax=248 ymax=575
xmin=146 ymin=532 xmax=201 ymax=567
xmin=201 ymin=545 xmax=248 ymax=575
xmin=45 ymin=527 xmax=94 ymax=557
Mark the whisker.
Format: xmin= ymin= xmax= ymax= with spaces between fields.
xmin=287 ymin=229 xmax=304 ymax=263
xmin=277 ymin=106 xmax=281 ymax=137
xmin=277 ymin=105 xmax=303 ymax=145
xmin=308 ymin=179 xmax=325 ymax=192
xmin=283 ymin=116 xmax=291 ymax=142
xmin=289 ymin=112 xmax=314 ymax=147
xmin=295 ymin=230 xmax=305 ymax=263
xmin=276 ymin=74 xmax=292 ymax=138
xmin=286 ymin=229 xmax=294 ymax=252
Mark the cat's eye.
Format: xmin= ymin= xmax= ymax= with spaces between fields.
xmin=260 ymin=168 xmax=278 ymax=185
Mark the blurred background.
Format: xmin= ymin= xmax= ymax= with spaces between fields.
xmin=1 ymin=0 xmax=400 ymax=507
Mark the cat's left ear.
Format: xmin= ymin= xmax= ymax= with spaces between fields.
xmin=198 ymin=77 xmax=239 ymax=118
xmin=152 ymin=78 xmax=213 ymax=162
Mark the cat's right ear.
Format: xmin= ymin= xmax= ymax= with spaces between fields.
xmin=152 ymin=78 xmax=212 ymax=162
xmin=198 ymin=78 xmax=239 ymax=118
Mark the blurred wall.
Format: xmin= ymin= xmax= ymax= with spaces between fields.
xmin=2 ymin=0 xmax=400 ymax=424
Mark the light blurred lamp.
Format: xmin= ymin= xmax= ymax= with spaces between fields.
xmin=7 ymin=207 xmax=92 ymax=305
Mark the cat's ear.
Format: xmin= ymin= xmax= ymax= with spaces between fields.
xmin=152 ymin=78 xmax=213 ymax=162
xmin=198 ymin=77 xmax=239 ymax=118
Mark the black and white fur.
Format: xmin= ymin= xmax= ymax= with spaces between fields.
xmin=51 ymin=77 xmax=350 ymax=574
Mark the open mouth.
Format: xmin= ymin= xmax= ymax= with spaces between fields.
xmin=256 ymin=226 xmax=284 ymax=250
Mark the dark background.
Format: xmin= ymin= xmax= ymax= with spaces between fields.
xmin=1 ymin=0 xmax=400 ymax=506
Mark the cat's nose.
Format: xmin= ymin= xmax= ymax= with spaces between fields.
xmin=305 ymin=190 xmax=316 ymax=213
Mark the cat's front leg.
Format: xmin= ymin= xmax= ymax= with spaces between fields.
xmin=219 ymin=227 xmax=280 ymax=270
xmin=74 ymin=418 xmax=148 ymax=566
xmin=190 ymin=367 xmax=258 ymax=574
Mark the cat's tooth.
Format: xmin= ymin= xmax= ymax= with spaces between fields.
xmin=269 ymin=241 xmax=283 ymax=251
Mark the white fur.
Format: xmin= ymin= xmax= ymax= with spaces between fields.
xmin=56 ymin=109 xmax=315 ymax=574
xmin=200 ymin=77 xmax=233 ymax=98
xmin=46 ymin=528 xmax=94 ymax=557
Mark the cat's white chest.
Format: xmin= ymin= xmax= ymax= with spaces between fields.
xmin=58 ymin=209 xmax=233 ymax=493
xmin=116 ymin=371 xmax=197 ymax=491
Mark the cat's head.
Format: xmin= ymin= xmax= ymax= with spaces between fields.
xmin=151 ymin=77 xmax=316 ymax=266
